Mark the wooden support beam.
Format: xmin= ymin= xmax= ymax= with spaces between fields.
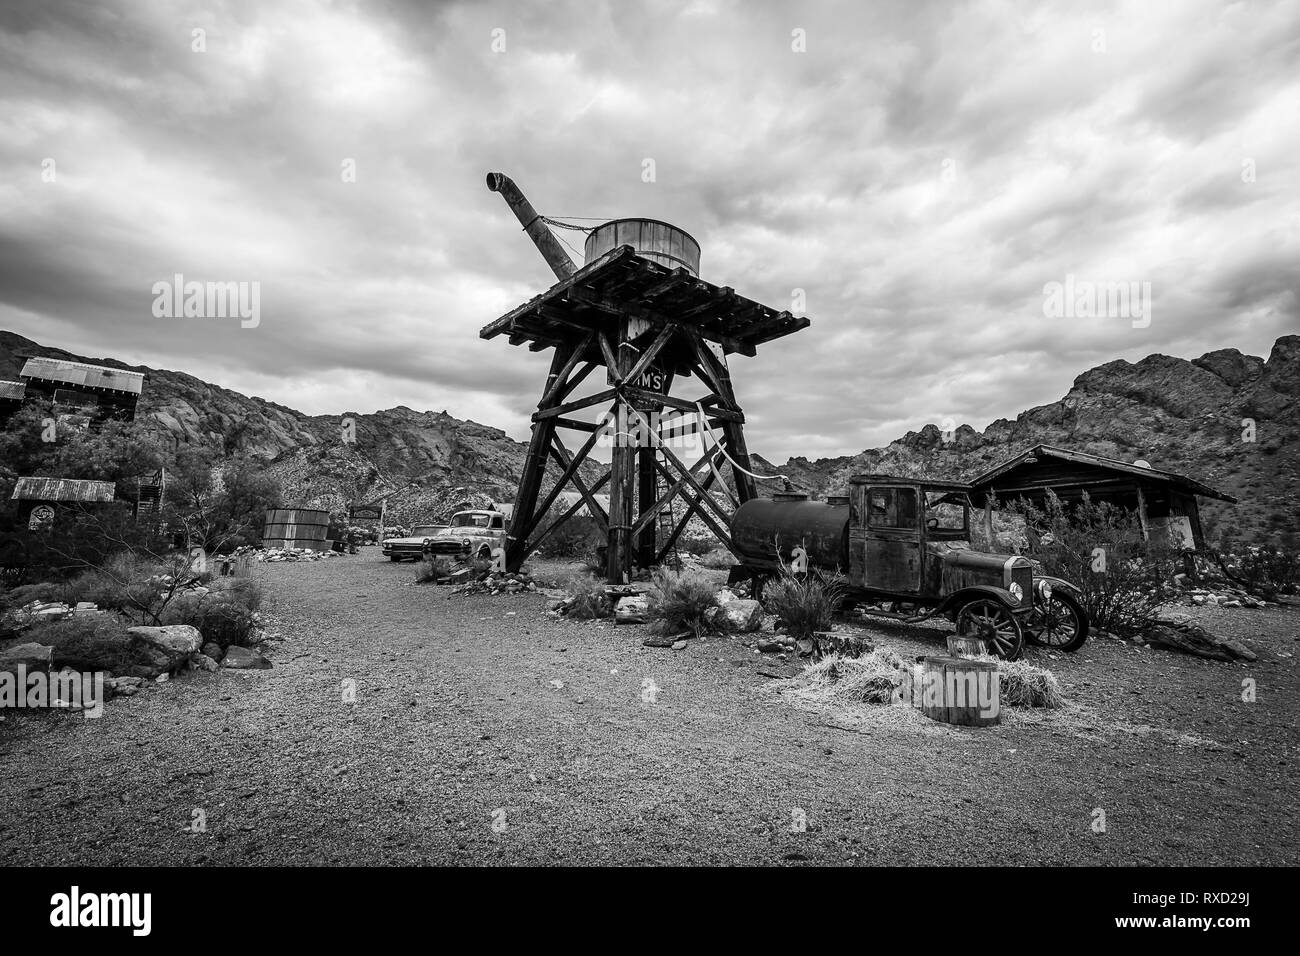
xmin=597 ymin=332 xmax=621 ymax=383
xmin=620 ymin=385 xmax=743 ymax=422
xmin=551 ymin=416 xmax=600 ymax=433
xmin=505 ymin=345 xmax=573 ymax=571
xmin=533 ymin=387 xmax=617 ymax=420
xmin=549 ymin=431 xmax=610 ymax=528
xmin=522 ymin=426 xmax=606 ymax=542
xmin=527 ymin=473 xmax=611 ymax=556
xmin=539 ymin=332 xmax=595 ymax=407
xmin=624 ymin=322 xmax=677 ymax=386
xmin=626 ymin=404 xmax=733 ymax=529
xmin=632 ymin=444 xmax=723 ymax=539
xmin=651 ymin=458 xmax=734 ymax=551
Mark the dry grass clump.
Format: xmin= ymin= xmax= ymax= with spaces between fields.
xmin=994 ymin=659 xmax=1064 ymax=708
xmin=787 ymin=649 xmax=910 ymax=706
xmin=564 ymin=574 xmax=611 ymax=619
xmin=647 ymin=568 xmax=718 ymax=637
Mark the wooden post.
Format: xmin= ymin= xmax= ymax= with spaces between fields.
xmin=605 ymin=319 xmax=636 ymax=583
xmin=505 ymin=345 xmax=574 ymax=571
xmin=917 ymin=656 xmax=1000 ymax=727
xmin=1135 ymin=484 xmax=1150 ymax=542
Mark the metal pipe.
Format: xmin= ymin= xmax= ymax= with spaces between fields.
xmin=486 ymin=172 xmax=576 ymax=281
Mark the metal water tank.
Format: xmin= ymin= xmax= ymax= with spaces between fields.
xmin=584 ymin=219 xmax=701 ymax=275
xmin=730 ymin=498 xmax=850 ymax=570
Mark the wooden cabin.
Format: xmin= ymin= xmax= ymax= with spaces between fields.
xmin=18 ymin=357 xmax=144 ymax=423
xmin=967 ymin=444 xmax=1236 ymax=551
xmin=10 ymin=477 xmax=119 ymax=528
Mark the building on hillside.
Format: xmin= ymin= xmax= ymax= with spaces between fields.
xmin=0 ymin=380 xmax=25 ymax=419
xmin=966 ymin=443 xmax=1236 ymax=551
xmin=10 ymin=476 xmax=119 ymax=529
xmin=18 ymin=357 xmax=145 ymax=423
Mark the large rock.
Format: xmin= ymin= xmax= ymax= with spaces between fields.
xmin=715 ymin=599 xmax=765 ymax=633
xmin=125 ymin=625 xmax=203 ymax=677
xmin=1144 ymin=618 xmax=1257 ymax=662
xmin=0 ymin=642 xmax=54 ymax=675
xmin=201 ymin=642 xmax=225 ymax=663
xmin=615 ymin=595 xmax=649 ymax=624
xmin=221 ymin=645 xmax=272 ymax=670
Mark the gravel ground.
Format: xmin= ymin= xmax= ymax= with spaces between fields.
xmin=2 ymin=551 xmax=1296 ymax=866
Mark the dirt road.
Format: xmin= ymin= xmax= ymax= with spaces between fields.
xmin=2 ymin=553 xmax=1296 ymax=865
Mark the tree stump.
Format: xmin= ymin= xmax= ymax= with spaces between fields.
xmin=946 ymin=634 xmax=987 ymax=658
xmin=918 ymin=656 xmax=1000 ymax=727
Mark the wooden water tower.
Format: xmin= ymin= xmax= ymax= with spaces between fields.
xmin=482 ymin=172 xmax=810 ymax=582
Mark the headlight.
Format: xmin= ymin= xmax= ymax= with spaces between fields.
xmin=1036 ymin=579 xmax=1053 ymax=601
xmin=463 ymin=538 xmax=472 ymax=548
xmin=1009 ymin=582 xmax=1024 ymax=603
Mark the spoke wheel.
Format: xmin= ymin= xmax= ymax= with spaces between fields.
xmin=955 ymin=599 xmax=1024 ymax=661
xmin=1027 ymin=591 xmax=1089 ymax=652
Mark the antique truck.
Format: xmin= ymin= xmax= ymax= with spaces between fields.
xmin=728 ymin=475 xmax=1089 ymax=660
xmin=423 ymin=510 xmax=508 ymax=561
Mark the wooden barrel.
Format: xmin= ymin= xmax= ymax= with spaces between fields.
xmin=262 ymin=507 xmax=331 ymax=550
xmin=918 ymin=655 xmax=1001 ymax=727
xmin=584 ymin=219 xmax=701 ymax=275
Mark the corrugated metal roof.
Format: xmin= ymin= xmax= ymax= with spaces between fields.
xmin=0 ymin=380 xmax=25 ymax=400
xmin=11 ymin=477 xmax=118 ymax=502
xmin=970 ymin=444 xmax=1237 ymax=503
xmin=19 ymin=357 xmax=144 ymax=395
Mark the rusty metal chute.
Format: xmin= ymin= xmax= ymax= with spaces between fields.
xmin=485 ymin=172 xmax=576 ymax=281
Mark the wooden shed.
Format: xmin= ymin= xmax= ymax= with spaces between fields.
xmin=10 ymin=476 xmax=120 ymax=528
xmin=967 ymin=444 xmax=1236 ymax=551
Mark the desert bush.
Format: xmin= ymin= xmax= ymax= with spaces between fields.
xmin=763 ymin=569 xmax=846 ymax=646
xmin=208 ymin=576 xmax=264 ymax=611
xmin=698 ymin=547 xmax=737 ymax=569
xmin=160 ymin=592 xmax=259 ymax=649
xmin=533 ymin=515 xmax=605 ymax=559
xmin=1225 ymin=545 xmax=1300 ymax=598
xmin=676 ymin=536 xmax=717 ymax=557
xmin=2 ymin=581 xmax=67 ymax=609
xmin=1007 ymin=492 xmax=1178 ymax=637
xmin=564 ymin=574 xmax=610 ymax=619
xmin=26 ymin=615 xmax=137 ymax=673
xmin=647 ymin=568 xmax=718 ymax=637
xmin=788 ymin=650 xmax=908 ymax=706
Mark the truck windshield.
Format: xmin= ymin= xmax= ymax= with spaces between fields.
xmin=450 ymin=513 xmax=491 ymax=528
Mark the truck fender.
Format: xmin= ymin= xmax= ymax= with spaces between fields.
xmin=932 ymin=585 xmax=1029 ymax=618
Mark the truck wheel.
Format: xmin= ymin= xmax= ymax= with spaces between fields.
xmin=1027 ymin=591 xmax=1089 ymax=652
xmin=955 ymin=599 xmax=1024 ymax=661
xmin=477 ymin=545 xmax=492 ymax=561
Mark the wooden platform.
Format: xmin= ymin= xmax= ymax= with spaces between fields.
xmin=479 ymin=244 xmax=809 ymax=361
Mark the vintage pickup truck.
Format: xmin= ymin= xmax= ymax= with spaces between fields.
xmin=423 ymin=510 xmax=508 ymax=561
xmin=728 ymin=475 xmax=1089 ymax=660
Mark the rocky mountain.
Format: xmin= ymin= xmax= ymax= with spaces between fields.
xmin=0 ymin=330 xmax=553 ymax=524
xmin=2 ymin=329 xmax=1295 ymax=545
xmin=751 ymin=336 xmax=1300 ymax=548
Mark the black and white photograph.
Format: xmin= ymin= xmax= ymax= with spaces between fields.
xmin=0 ymin=0 xmax=1294 ymax=925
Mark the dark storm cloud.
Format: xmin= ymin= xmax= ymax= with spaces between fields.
xmin=1 ymin=0 xmax=1297 ymax=460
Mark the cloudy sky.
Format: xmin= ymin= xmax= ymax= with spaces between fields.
xmin=1 ymin=0 xmax=1297 ymax=461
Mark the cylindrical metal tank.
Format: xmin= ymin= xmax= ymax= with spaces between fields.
xmin=730 ymin=498 xmax=849 ymax=569
xmin=262 ymin=507 xmax=331 ymax=550
xmin=584 ymin=219 xmax=701 ymax=275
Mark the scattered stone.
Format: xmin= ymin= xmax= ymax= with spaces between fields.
xmin=615 ymin=595 xmax=649 ymax=624
xmin=201 ymin=642 xmax=225 ymax=663
xmin=105 ymin=676 xmax=143 ymax=698
xmin=757 ymin=637 xmax=786 ymax=653
xmin=221 ymin=646 xmax=273 ymax=670
xmin=670 ymin=640 xmax=688 ymax=651
xmin=193 ymin=654 xmax=220 ymax=672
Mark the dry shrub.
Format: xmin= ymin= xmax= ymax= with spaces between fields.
xmin=26 ymin=615 xmax=137 ymax=674
xmin=1007 ymin=491 xmax=1178 ymax=637
xmin=699 ymin=548 xmax=737 ymax=570
xmin=564 ymin=574 xmax=610 ymax=619
xmin=647 ymin=568 xmax=718 ymax=637
xmin=763 ymin=570 xmax=846 ymax=643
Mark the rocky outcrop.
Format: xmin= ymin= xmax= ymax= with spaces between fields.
xmin=753 ymin=336 xmax=1300 ymax=548
xmin=124 ymin=625 xmax=202 ymax=678
xmin=0 ymin=642 xmax=53 ymax=675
